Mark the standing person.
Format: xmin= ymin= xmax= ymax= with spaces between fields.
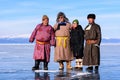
xmin=54 ymin=12 xmax=73 ymax=70
xmin=70 ymin=19 xmax=84 ymax=70
xmin=83 ymin=14 xmax=101 ymax=71
xmin=29 ymin=15 xmax=55 ymax=70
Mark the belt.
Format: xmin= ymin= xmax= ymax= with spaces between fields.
xmin=36 ymin=40 xmax=50 ymax=45
xmin=86 ymin=40 xmax=97 ymax=44
xmin=56 ymin=36 xmax=68 ymax=48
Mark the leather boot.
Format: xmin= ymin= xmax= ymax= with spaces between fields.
xmin=32 ymin=60 xmax=40 ymax=70
xmin=95 ymin=66 xmax=99 ymax=71
xmin=77 ymin=59 xmax=83 ymax=70
xmin=44 ymin=62 xmax=48 ymax=70
xmin=59 ymin=61 xmax=64 ymax=70
xmin=75 ymin=59 xmax=79 ymax=69
xmin=66 ymin=61 xmax=72 ymax=70
xmin=86 ymin=66 xmax=93 ymax=71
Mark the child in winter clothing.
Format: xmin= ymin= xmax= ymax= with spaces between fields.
xmin=70 ymin=19 xmax=84 ymax=70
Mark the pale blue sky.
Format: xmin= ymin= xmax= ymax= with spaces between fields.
xmin=0 ymin=0 xmax=120 ymax=38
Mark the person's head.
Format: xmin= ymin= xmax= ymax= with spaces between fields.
xmin=56 ymin=12 xmax=69 ymax=22
xmin=87 ymin=14 xmax=96 ymax=24
xmin=72 ymin=19 xmax=79 ymax=29
xmin=42 ymin=15 xmax=49 ymax=26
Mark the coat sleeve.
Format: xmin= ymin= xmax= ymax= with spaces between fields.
xmin=66 ymin=22 xmax=72 ymax=30
xmin=96 ymin=25 xmax=101 ymax=45
xmin=29 ymin=25 xmax=39 ymax=43
xmin=50 ymin=27 xmax=56 ymax=46
xmin=79 ymin=26 xmax=84 ymax=47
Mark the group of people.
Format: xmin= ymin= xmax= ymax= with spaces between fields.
xmin=29 ymin=12 xmax=101 ymax=72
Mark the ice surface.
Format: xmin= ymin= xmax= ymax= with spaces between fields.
xmin=0 ymin=44 xmax=120 ymax=80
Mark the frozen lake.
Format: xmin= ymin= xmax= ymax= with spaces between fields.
xmin=0 ymin=44 xmax=120 ymax=80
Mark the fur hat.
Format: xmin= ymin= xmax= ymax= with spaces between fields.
xmin=87 ymin=14 xmax=96 ymax=19
xmin=56 ymin=12 xmax=69 ymax=22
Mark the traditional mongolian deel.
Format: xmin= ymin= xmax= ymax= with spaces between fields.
xmin=83 ymin=23 xmax=101 ymax=66
xmin=53 ymin=12 xmax=74 ymax=70
xmin=29 ymin=23 xmax=55 ymax=62
xmin=54 ymin=22 xmax=74 ymax=62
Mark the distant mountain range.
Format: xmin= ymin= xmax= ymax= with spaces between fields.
xmin=0 ymin=38 xmax=29 ymax=44
xmin=0 ymin=38 xmax=120 ymax=44
xmin=102 ymin=38 xmax=120 ymax=43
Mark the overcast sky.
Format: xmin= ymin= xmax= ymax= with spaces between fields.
xmin=0 ymin=0 xmax=120 ymax=38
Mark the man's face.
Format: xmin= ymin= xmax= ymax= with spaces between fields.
xmin=88 ymin=18 xmax=94 ymax=24
xmin=72 ymin=22 xmax=78 ymax=28
xmin=59 ymin=16 xmax=64 ymax=22
xmin=42 ymin=18 xmax=49 ymax=26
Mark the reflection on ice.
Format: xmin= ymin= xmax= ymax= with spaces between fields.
xmin=71 ymin=71 xmax=100 ymax=80
xmin=35 ymin=72 xmax=50 ymax=80
xmin=71 ymin=72 xmax=91 ymax=77
xmin=34 ymin=70 xmax=100 ymax=80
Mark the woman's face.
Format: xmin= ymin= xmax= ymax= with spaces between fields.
xmin=72 ymin=22 xmax=78 ymax=28
xmin=58 ymin=16 xmax=64 ymax=22
xmin=42 ymin=18 xmax=49 ymax=26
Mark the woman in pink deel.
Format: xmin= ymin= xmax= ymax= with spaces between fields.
xmin=29 ymin=15 xmax=55 ymax=70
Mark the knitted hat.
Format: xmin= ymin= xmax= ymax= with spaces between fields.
xmin=72 ymin=19 xmax=79 ymax=25
xmin=42 ymin=15 xmax=49 ymax=21
xmin=87 ymin=14 xmax=96 ymax=19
